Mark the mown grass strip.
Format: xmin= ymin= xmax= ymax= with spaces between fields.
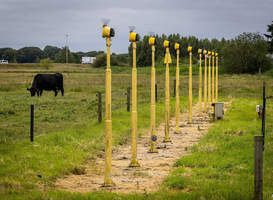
xmin=164 ymin=98 xmax=273 ymax=199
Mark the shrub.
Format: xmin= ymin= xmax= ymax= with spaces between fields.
xmin=222 ymin=32 xmax=272 ymax=74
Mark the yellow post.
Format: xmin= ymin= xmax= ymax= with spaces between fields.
xmin=174 ymin=43 xmax=181 ymax=134
xmin=163 ymin=40 xmax=171 ymax=142
xmin=129 ymin=29 xmax=140 ymax=167
xmin=208 ymin=51 xmax=211 ymax=111
xmin=188 ymin=46 xmax=193 ymax=124
xmin=149 ymin=36 xmax=158 ymax=153
xmin=102 ymin=22 xmax=115 ymax=186
xmin=212 ymin=52 xmax=215 ymax=103
xmin=215 ymin=53 xmax=219 ymax=102
xmin=198 ymin=49 xmax=202 ymax=116
xmin=203 ymin=50 xmax=207 ymax=112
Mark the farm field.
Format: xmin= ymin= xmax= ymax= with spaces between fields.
xmin=0 ymin=63 xmax=273 ymax=199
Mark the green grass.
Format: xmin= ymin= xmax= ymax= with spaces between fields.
xmin=0 ymin=64 xmax=273 ymax=199
xmin=165 ymin=98 xmax=273 ymax=199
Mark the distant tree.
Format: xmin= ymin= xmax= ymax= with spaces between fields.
xmin=55 ymin=47 xmax=75 ymax=63
xmin=17 ymin=47 xmax=47 ymax=63
xmin=12 ymin=56 xmax=17 ymax=63
xmin=40 ymin=58 xmax=52 ymax=72
xmin=97 ymin=51 xmax=105 ymax=55
xmin=0 ymin=48 xmax=15 ymax=59
xmin=114 ymin=53 xmax=129 ymax=66
xmin=44 ymin=45 xmax=61 ymax=60
xmin=72 ymin=52 xmax=81 ymax=64
xmin=87 ymin=51 xmax=98 ymax=57
xmin=2 ymin=48 xmax=17 ymax=62
xmin=35 ymin=56 xmax=40 ymax=63
xmin=93 ymin=53 xmax=121 ymax=68
xmin=93 ymin=53 xmax=106 ymax=68
xmin=222 ymin=32 xmax=272 ymax=74
xmin=264 ymin=21 xmax=273 ymax=53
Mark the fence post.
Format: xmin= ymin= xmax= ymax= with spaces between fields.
xmin=98 ymin=92 xmax=102 ymax=123
xmin=127 ymin=87 xmax=130 ymax=112
xmin=155 ymin=84 xmax=158 ymax=102
xmin=262 ymin=82 xmax=266 ymax=151
xmin=254 ymin=135 xmax=263 ymax=200
xmin=174 ymin=79 xmax=176 ymax=98
xmin=30 ymin=104 xmax=34 ymax=142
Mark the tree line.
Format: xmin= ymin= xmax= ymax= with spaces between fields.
xmin=0 ymin=46 xmax=104 ymax=64
xmin=125 ymin=32 xmax=272 ymax=74
xmin=1 ymin=21 xmax=272 ymax=74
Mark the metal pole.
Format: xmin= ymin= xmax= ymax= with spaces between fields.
xmin=198 ymin=49 xmax=202 ymax=116
xmin=208 ymin=51 xmax=211 ymax=110
xmin=188 ymin=47 xmax=193 ymax=124
xmin=262 ymin=82 xmax=266 ymax=151
xmin=104 ymin=37 xmax=114 ymax=186
xmin=163 ymin=45 xmax=171 ymax=142
xmin=254 ymin=135 xmax=263 ymax=200
xmin=30 ymin=104 xmax=34 ymax=142
xmin=129 ymin=41 xmax=140 ymax=167
xmin=204 ymin=50 xmax=208 ymax=112
xmin=216 ymin=54 xmax=218 ymax=102
xmin=174 ymin=49 xmax=180 ymax=134
xmin=212 ymin=53 xmax=215 ymax=103
xmin=212 ymin=53 xmax=215 ymax=116
xmin=149 ymin=43 xmax=157 ymax=153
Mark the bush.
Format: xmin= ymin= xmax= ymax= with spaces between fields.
xmin=93 ymin=53 xmax=106 ymax=68
xmin=93 ymin=53 xmax=124 ymax=68
xmin=222 ymin=32 xmax=272 ymax=74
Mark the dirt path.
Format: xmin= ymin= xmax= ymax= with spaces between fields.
xmin=55 ymin=101 xmax=232 ymax=193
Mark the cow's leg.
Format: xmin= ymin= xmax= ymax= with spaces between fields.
xmin=54 ymin=90 xmax=58 ymax=97
xmin=61 ymin=89 xmax=64 ymax=96
xmin=40 ymin=90 xmax=43 ymax=96
xmin=37 ymin=90 xmax=40 ymax=97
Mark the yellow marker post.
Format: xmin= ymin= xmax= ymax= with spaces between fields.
xmin=163 ymin=40 xmax=172 ymax=142
xmin=211 ymin=52 xmax=215 ymax=118
xmin=212 ymin=52 xmax=215 ymax=103
xmin=188 ymin=46 xmax=193 ymax=124
xmin=174 ymin=43 xmax=181 ymax=134
xmin=129 ymin=30 xmax=140 ymax=167
xmin=149 ymin=36 xmax=158 ymax=153
xmin=198 ymin=49 xmax=202 ymax=116
xmin=215 ymin=53 xmax=219 ymax=102
xmin=203 ymin=50 xmax=208 ymax=112
xmin=208 ymin=51 xmax=211 ymax=111
xmin=102 ymin=23 xmax=115 ymax=187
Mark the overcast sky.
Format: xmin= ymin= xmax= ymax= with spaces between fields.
xmin=0 ymin=0 xmax=272 ymax=54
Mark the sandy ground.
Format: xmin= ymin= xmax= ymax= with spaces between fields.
xmin=55 ymin=101 xmax=231 ymax=193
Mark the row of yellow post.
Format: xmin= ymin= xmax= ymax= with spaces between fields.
xmin=102 ymin=22 xmax=219 ymax=186
xmin=189 ymin=48 xmax=219 ymax=123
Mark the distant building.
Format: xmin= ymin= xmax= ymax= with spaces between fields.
xmin=82 ymin=57 xmax=96 ymax=64
xmin=0 ymin=60 xmax=8 ymax=64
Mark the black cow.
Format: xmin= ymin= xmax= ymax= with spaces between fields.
xmin=27 ymin=73 xmax=64 ymax=97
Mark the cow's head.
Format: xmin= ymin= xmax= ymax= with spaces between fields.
xmin=27 ymin=87 xmax=37 ymax=96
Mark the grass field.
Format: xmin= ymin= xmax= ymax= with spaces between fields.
xmin=0 ymin=63 xmax=273 ymax=199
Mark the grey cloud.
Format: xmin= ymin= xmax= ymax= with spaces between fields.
xmin=0 ymin=0 xmax=272 ymax=53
